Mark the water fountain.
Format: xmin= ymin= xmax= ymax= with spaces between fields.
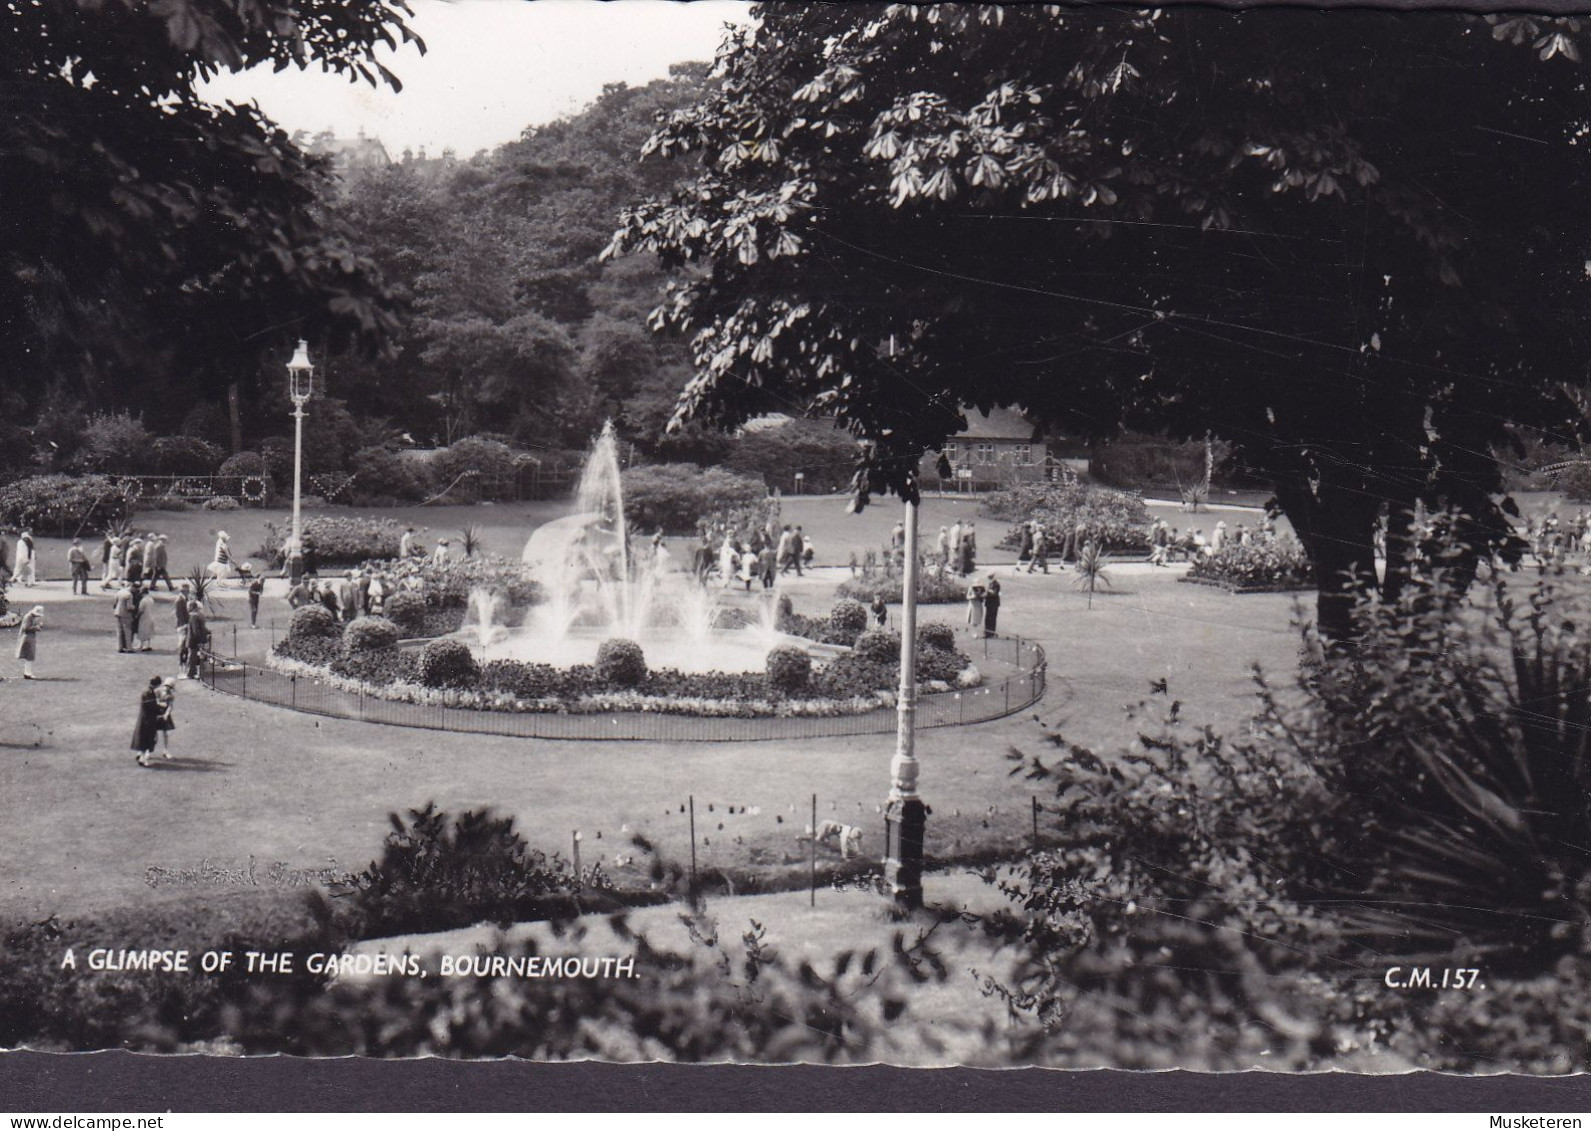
xmin=462 ymin=422 xmax=816 ymax=674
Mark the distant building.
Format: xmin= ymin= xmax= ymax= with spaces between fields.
xmin=918 ymin=406 xmax=1071 ymax=490
xmin=304 ymin=127 xmax=393 ymax=176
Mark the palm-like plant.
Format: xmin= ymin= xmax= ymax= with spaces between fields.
xmin=459 ymin=525 xmax=482 ymax=558
xmin=185 ymin=564 xmax=223 ymax=615
xmin=1073 ymin=541 xmax=1112 ymax=608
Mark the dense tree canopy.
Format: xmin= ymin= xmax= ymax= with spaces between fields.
xmin=611 ymin=5 xmax=1591 ymax=635
xmin=1 ymin=0 xmax=420 ymax=426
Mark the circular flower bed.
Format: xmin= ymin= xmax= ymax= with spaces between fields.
xmin=267 ymin=621 xmax=984 ymax=720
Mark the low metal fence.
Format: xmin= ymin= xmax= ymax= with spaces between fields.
xmin=199 ymin=633 xmax=1046 ymax=743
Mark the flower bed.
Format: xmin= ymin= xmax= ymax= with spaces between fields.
xmin=0 ymin=474 xmax=131 ymax=533
xmin=834 ymin=570 xmax=966 ymax=605
xmin=267 ymin=628 xmax=983 ymax=720
xmin=986 ymin=479 xmax=1151 ymax=554
xmin=1183 ymin=539 xmax=1314 ymax=592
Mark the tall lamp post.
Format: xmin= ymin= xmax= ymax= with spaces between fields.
xmin=884 ymin=481 xmax=926 ymax=909
xmin=286 ymin=340 xmax=315 ymax=583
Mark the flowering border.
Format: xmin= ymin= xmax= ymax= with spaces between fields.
xmin=264 ymin=652 xmax=984 ymax=720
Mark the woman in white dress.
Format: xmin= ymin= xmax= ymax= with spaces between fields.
xmin=208 ymin=532 xmax=234 ymax=582
xmin=135 ymin=585 xmax=157 ymax=651
xmin=719 ymin=537 xmax=738 ymax=588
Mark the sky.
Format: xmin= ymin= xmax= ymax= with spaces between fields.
xmin=200 ymin=0 xmax=753 ymax=157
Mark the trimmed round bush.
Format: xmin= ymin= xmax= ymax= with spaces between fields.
xmin=344 ymin=615 xmax=400 ymax=654
xmin=853 ymin=629 xmax=902 ymax=664
xmin=418 ymin=638 xmax=480 ymax=690
xmin=595 ymin=638 xmax=647 ymax=689
xmin=218 ymin=451 xmax=266 ymax=478
xmin=765 ymin=644 xmax=813 ymax=694
xmin=287 ymin=604 xmax=339 ymax=642
xmin=916 ymin=645 xmax=968 ymax=684
xmin=917 ymin=622 xmax=957 ymax=652
xmin=828 ymin=598 xmax=869 ymax=638
xmin=384 ymin=591 xmax=428 ymax=636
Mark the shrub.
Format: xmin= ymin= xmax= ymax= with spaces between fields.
xmin=218 ymin=451 xmax=266 ymax=479
xmin=0 ymin=474 xmax=129 ymax=533
xmin=1559 ymin=461 xmax=1591 ymax=503
xmin=765 ymin=645 xmax=813 ymax=693
xmin=917 ymin=622 xmax=957 ymax=652
xmin=348 ymin=446 xmax=430 ymax=505
xmin=329 ymin=647 xmax=419 ymax=685
xmin=258 ymin=515 xmax=403 ymax=568
xmin=343 ymin=616 xmax=400 ymax=654
xmin=288 ymin=604 xmax=340 ymax=643
xmin=828 ymin=598 xmax=869 ymax=638
xmin=410 ymin=556 xmax=542 ymax=611
xmin=916 ymin=645 xmax=969 ymax=684
xmin=202 ymin=496 xmax=240 ymax=511
xmin=1186 ymin=539 xmax=1313 ymax=592
xmin=272 ymin=634 xmax=342 ymax=666
xmin=417 ymin=638 xmax=480 ymax=690
xmin=812 ymin=651 xmax=898 ymax=696
xmin=431 ymin=437 xmax=519 ymax=502
xmin=619 ymin=463 xmax=766 ymax=535
xmin=853 ymin=629 xmax=902 ymax=664
xmin=75 ymin=411 xmax=152 ymax=474
xmin=150 ymin=435 xmax=224 ymax=477
xmin=343 ymin=803 xmax=581 ymax=938
xmin=383 ymin=591 xmax=428 ymax=636
xmin=595 ymin=638 xmax=647 ymax=688
xmin=835 ymin=571 xmax=964 ymax=605
xmin=987 ymin=479 xmax=1151 ymax=554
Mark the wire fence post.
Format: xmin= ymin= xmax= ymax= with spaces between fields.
xmin=810 ymin=792 xmax=818 ymax=908
xmin=231 ymin=624 xmax=237 ymax=658
xmin=688 ymin=795 xmax=697 ymax=888
xmin=572 ymin=831 xmax=582 ymax=892
xmin=1032 ymin=795 xmax=1041 ymax=853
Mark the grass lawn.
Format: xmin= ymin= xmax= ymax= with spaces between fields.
xmin=0 ymin=541 xmax=1306 ymax=926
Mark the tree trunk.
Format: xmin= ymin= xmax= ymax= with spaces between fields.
xmin=1381 ymin=497 xmax=1416 ymax=603
xmin=1273 ymin=479 xmax=1380 ymax=642
xmin=227 ymin=383 xmax=243 ymax=455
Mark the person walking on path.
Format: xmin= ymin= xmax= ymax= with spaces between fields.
xmin=0 ymin=528 xmax=12 ymax=582
xmin=124 ymin=534 xmax=144 ymax=585
xmin=982 ymin=576 xmax=1002 ymax=638
xmin=1027 ymin=524 xmax=1050 ymax=574
xmin=15 ymin=604 xmax=43 ymax=679
xmin=959 ymin=522 xmax=977 ymax=576
xmin=16 ymin=530 xmax=37 ymax=586
xmin=135 ymin=583 xmax=157 ymax=652
xmin=68 ymin=538 xmax=91 ymax=594
xmin=132 ymin=676 xmax=162 ymax=767
xmin=100 ymin=533 xmax=118 ymax=589
xmin=248 ymin=576 xmax=264 ymax=627
xmin=174 ymin=583 xmax=192 ymax=666
xmin=948 ymin=521 xmax=964 ymax=575
xmin=148 ymin=534 xmax=173 ymax=591
xmin=112 ymin=583 xmax=136 ymax=653
xmin=154 ymin=677 xmax=177 ymax=759
xmin=964 ymin=578 xmax=986 ymax=632
xmin=758 ymin=543 xmax=776 ymax=590
xmin=936 ymin=525 xmax=951 ymax=571
xmin=791 ymin=526 xmax=807 ymax=575
xmin=870 ymin=593 xmax=889 ymax=629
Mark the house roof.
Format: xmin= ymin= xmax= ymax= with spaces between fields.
xmin=952 ymin=406 xmax=1039 ymax=442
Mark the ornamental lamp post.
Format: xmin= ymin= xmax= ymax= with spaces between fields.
xmin=286 ymin=340 xmax=315 ymax=584
xmin=884 ymin=477 xmax=926 ymax=909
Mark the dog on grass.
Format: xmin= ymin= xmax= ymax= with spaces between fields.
xmin=811 ymin=819 xmax=864 ymax=859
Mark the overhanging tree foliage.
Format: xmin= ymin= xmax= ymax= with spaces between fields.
xmin=1 ymin=0 xmax=419 ymax=424
xmin=610 ymin=5 xmax=1591 ymax=638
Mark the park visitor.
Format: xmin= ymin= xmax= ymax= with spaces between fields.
xmin=154 ymin=677 xmax=177 ymax=759
xmin=870 ymin=593 xmax=888 ymax=629
xmin=937 ymin=525 xmax=950 ymax=569
xmin=174 ymin=583 xmax=192 ymax=665
xmin=132 ymin=675 xmax=162 ymax=767
xmin=983 ymin=575 xmax=1002 ymax=638
xmin=965 ymin=578 xmax=986 ymax=631
xmin=0 ymin=528 xmax=11 ymax=581
xmin=112 ymin=583 xmax=136 ymax=653
xmin=959 ymin=521 xmax=977 ymax=576
xmin=148 ymin=533 xmax=173 ymax=590
xmin=183 ymin=600 xmax=208 ymax=680
xmin=14 ymin=604 xmax=43 ymax=679
xmin=1028 ymin=523 xmax=1050 ymax=574
xmin=124 ymin=533 xmax=144 ymax=584
xmin=134 ymin=582 xmax=156 ymax=652
xmin=948 ymin=521 xmax=964 ymax=574
xmin=17 ymin=529 xmax=37 ymax=585
xmin=68 ymin=537 xmax=90 ymax=594
xmin=248 ymin=576 xmax=264 ymax=627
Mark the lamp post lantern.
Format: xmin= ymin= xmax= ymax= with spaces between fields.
xmin=286 ymin=340 xmax=315 ymax=583
xmin=884 ymin=483 xmax=926 ymax=909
